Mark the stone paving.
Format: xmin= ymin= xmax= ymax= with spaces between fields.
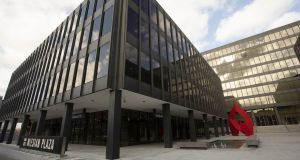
xmin=0 ymin=132 xmax=300 ymax=160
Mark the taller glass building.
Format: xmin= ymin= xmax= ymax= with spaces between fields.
xmin=203 ymin=21 xmax=300 ymax=126
xmin=0 ymin=0 xmax=227 ymax=159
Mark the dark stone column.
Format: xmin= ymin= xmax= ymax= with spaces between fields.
xmin=17 ymin=115 xmax=30 ymax=145
xmin=106 ymin=90 xmax=122 ymax=160
xmin=219 ymin=118 xmax=225 ymax=136
xmin=224 ymin=119 xmax=230 ymax=135
xmin=162 ymin=103 xmax=172 ymax=148
xmin=203 ymin=114 xmax=210 ymax=139
xmin=60 ymin=103 xmax=74 ymax=151
xmin=35 ymin=110 xmax=47 ymax=136
xmin=6 ymin=118 xmax=18 ymax=144
xmin=274 ymin=107 xmax=282 ymax=125
xmin=212 ymin=116 xmax=219 ymax=137
xmin=188 ymin=110 xmax=197 ymax=142
xmin=0 ymin=120 xmax=9 ymax=143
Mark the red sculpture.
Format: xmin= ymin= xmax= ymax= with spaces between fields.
xmin=228 ymin=101 xmax=254 ymax=136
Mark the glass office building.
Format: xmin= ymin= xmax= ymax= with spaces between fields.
xmin=203 ymin=21 xmax=300 ymax=126
xmin=0 ymin=0 xmax=227 ymax=158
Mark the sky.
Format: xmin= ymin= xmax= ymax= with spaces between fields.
xmin=0 ymin=0 xmax=300 ymax=97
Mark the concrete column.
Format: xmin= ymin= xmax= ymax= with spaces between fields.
xmin=188 ymin=110 xmax=197 ymax=142
xmin=274 ymin=107 xmax=282 ymax=125
xmin=0 ymin=120 xmax=9 ymax=143
xmin=251 ymin=110 xmax=257 ymax=126
xmin=224 ymin=119 xmax=230 ymax=135
xmin=6 ymin=118 xmax=18 ymax=144
xmin=212 ymin=116 xmax=219 ymax=137
xmin=106 ymin=90 xmax=122 ymax=160
xmin=203 ymin=114 xmax=210 ymax=139
xmin=162 ymin=103 xmax=172 ymax=148
xmin=35 ymin=110 xmax=47 ymax=136
xmin=17 ymin=115 xmax=30 ymax=145
xmin=60 ymin=103 xmax=73 ymax=151
xmin=219 ymin=118 xmax=225 ymax=136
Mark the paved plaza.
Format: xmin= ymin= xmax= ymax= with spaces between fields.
xmin=0 ymin=132 xmax=300 ymax=160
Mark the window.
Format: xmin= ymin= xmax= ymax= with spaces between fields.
xmin=79 ymin=5 xmax=87 ymax=25
xmin=127 ymin=7 xmax=139 ymax=38
xmin=65 ymin=40 xmax=72 ymax=60
xmin=46 ymin=76 xmax=54 ymax=98
xmin=59 ymin=68 xmax=67 ymax=93
xmin=141 ymin=19 xmax=149 ymax=48
xmin=141 ymin=51 xmax=151 ymax=84
xmin=85 ymin=50 xmax=97 ymax=83
xmin=166 ymin=18 xmax=171 ymax=38
xmin=102 ymin=7 xmax=114 ymax=36
xmin=132 ymin=0 xmax=139 ymax=6
xmin=97 ymin=43 xmax=111 ymax=78
xmin=141 ymin=0 xmax=149 ymax=15
xmin=72 ymin=13 xmax=79 ymax=31
xmin=75 ymin=57 xmax=85 ymax=87
xmin=66 ymin=63 xmax=76 ymax=91
xmin=96 ymin=0 xmax=104 ymax=11
xmin=152 ymin=58 xmax=162 ymax=89
xmin=87 ymin=0 xmax=96 ymax=18
xmin=125 ymin=43 xmax=139 ymax=79
xmin=167 ymin=42 xmax=174 ymax=63
xmin=151 ymin=4 xmax=158 ymax=24
xmin=81 ymin=24 xmax=91 ymax=49
xmin=91 ymin=16 xmax=101 ymax=42
xmin=160 ymin=35 xmax=167 ymax=61
xmin=73 ymin=31 xmax=82 ymax=55
xmin=52 ymin=72 xmax=60 ymax=97
xmin=151 ymin=28 xmax=159 ymax=53
xmin=158 ymin=10 xmax=165 ymax=32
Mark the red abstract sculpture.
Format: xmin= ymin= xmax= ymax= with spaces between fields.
xmin=228 ymin=102 xmax=254 ymax=136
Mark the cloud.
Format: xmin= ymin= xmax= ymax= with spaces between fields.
xmin=269 ymin=12 xmax=300 ymax=29
xmin=0 ymin=0 xmax=82 ymax=96
xmin=215 ymin=0 xmax=296 ymax=42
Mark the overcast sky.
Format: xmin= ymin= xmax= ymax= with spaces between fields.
xmin=0 ymin=0 xmax=300 ymax=97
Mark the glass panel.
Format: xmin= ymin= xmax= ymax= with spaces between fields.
xmin=87 ymin=0 xmax=96 ymax=18
xmin=141 ymin=51 xmax=151 ymax=84
xmin=96 ymin=0 xmax=104 ymax=11
xmin=75 ymin=57 xmax=85 ymax=87
xmin=151 ymin=3 xmax=158 ymax=24
xmin=97 ymin=43 xmax=111 ymax=78
xmin=102 ymin=7 xmax=114 ymax=36
xmin=160 ymin=35 xmax=167 ymax=61
xmin=59 ymin=68 xmax=67 ymax=93
xmin=158 ymin=10 xmax=165 ymax=32
xmin=125 ymin=43 xmax=139 ymax=79
xmin=72 ymin=13 xmax=79 ymax=31
xmin=85 ymin=50 xmax=97 ymax=83
xmin=151 ymin=28 xmax=159 ymax=53
xmin=66 ymin=63 xmax=76 ymax=91
xmin=52 ymin=72 xmax=60 ymax=96
xmin=79 ymin=5 xmax=87 ymax=25
xmin=81 ymin=24 xmax=91 ymax=49
xmin=141 ymin=19 xmax=149 ymax=48
xmin=127 ymin=7 xmax=139 ymax=38
xmin=73 ymin=31 xmax=82 ymax=55
xmin=91 ymin=16 xmax=101 ymax=42
xmin=141 ymin=0 xmax=149 ymax=15
xmin=153 ymin=58 xmax=162 ymax=89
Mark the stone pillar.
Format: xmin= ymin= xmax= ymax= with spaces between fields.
xmin=17 ymin=115 xmax=30 ymax=145
xmin=188 ymin=110 xmax=197 ymax=142
xmin=203 ymin=114 xmax=210 ymax=139
xmin=106 ymin=90 xmax=122 ymax=160
xmin=0 ymin=120 xmax=9 ymax=143
xmin=162 ymin=103 xmax=172 ymax=148
xmin=212 ymin=116 xmax=219 ymax=137
xmin=274 ymin=107 xmax=282 ymax=125
xmin=60 ymin=103 xmax=73 ymax=151
xmin=35 ymin=110 xmax=47 ymax=136
xmin=219 ymin=118 xmax=225 ymax=136
xmin=224 ymin=119 xmax=230 ymax=135
xmin=6 ymin=118 xmax=18 ymax=144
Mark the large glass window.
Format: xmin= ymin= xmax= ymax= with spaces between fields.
xmin=141 ymin=51 xmax=151 ymax=84
xmin=66 ymin=63 xmax=76 ymax=91
xmin=72 ymin=13 xmax=79 ymax=31
xmin=151 ymin=28 xmax=159 ymax=53
xmin=102 ymin=7 xmax=114 ymax=36
xmin=158 ymin=10 xmax=165 ymax=32
xmin=85 ymin=50 xmax=97 ymax=83
xmin=52 ymin=72 xmax=60 ymax=97
xmin=75 ymin=57 xmax=85 ymax=87
xmin=153 ymin=59 xmax=162 ymax=89
xmin=160 ymin=35 xmax=167 ymax=61
xmin=127 ymin=7 xmax=139 ymax=38
xmin=81 ymin=24 xmax=91 ymax=49
xmin=59 ymin=68 xmax=67 ymax=93
xmin=97 ymin=43 xmax=111 ymax=78
xmin=151 ymin=4 xmax=158 ymax=24
xmin=165 ymin=18 xmax=171 ymax=38
xmin=141 ymin=0 xmax=149 ymax=15
xmin=141 ymin=19 xmax=149 ymax=48
xmin=79 ymin=5 xmax=87 ymax=25
xmin=125 ymin=43 xmax=139 ymax=79
xmin=65 ymin=40 xmax=72 ymax=60
xmin=73 ymin=31 xmax=82 ymax=55
xmin=87 ymin=0 xmax=96 ymax=18
xmin=91 ymin=16 xmax=101 ymax=42
xmin=167 ymin=42 xmax=174 ymax=63
xmin=96 ymin=0 xmax=104 ymax=11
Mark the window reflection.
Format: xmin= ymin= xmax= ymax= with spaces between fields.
xmin=97 ymin=43 xmax=111 ymax=78
xmin=85 ymin=50 xmax=97 ymax=83
xmin=91 ymin=16 xmax=101 ymax=42
xmin=75 ymin=58 xmax=85 ymax=87
xmin=59 ymin=68 xmax=67 ymax=93
xmin=102 ymin=7 xmax=113 ymax=36
xmin=125 ymin=43 xmax=138 ymax=80
xmin=81 ymin=24 xmax=91 ymax=49
xmin=141 ymin=51 xmax=151 ymax=84
xmin=127 ymin=7 xmax=139 ymax=38
xmin=66 ymin=63 xmax=76 ymax=91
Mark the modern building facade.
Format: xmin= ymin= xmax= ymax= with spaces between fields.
xmin=0 ymin=0 xmax=227 ymax=159
xmin=295 ymin=33 xmax=300 ymax=61
xmin=203 ymin=21 xmax=300 ymax=126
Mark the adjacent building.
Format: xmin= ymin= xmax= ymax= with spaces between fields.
xmin=203 ymin=21 xmax=300 ymax=126
xmin=0 ymin=0 xmax=227 ymax=159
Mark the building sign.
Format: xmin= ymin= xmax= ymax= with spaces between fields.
xmin=20 ymin=136 xmax=64 ymax=154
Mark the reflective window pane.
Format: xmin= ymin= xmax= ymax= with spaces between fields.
xmin=85 ymin=50 xmax=97 ymax=83
xmin=97 ymin=43 xmax=111 ymax=78
xmin=141 ymin=51 xmax=151 ymax=84
xmin=81 ymin=24 xmax=91 ymax=49
xmin=87 ymin=0 xmax=96 ymax=18
xmin=91 ymin=16 xmax=101 ymax=42
xmin=127 ymin=7 xmax=139 ymax=38
xmin=75 ymin=57 xmax=85 ymax=87
xmin=125 ymin=43 xmax=139 ymax=79
xmin=66 ymin=63 xmax=76 ymax=91
xmin=102 ymin=7 xmax=114 ymax=36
